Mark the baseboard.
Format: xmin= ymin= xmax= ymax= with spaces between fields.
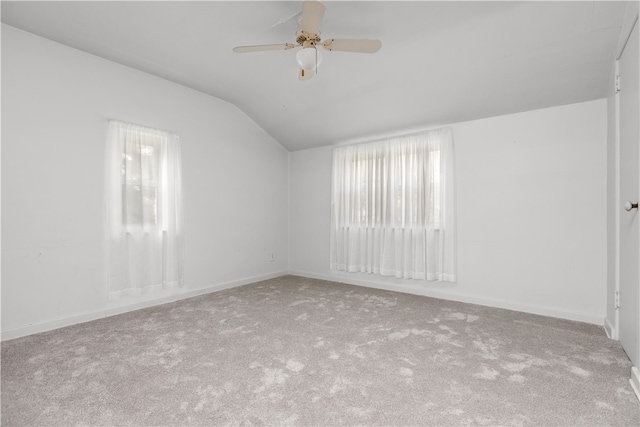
xmin=1 ymin=269 xmax=606 ymax=341
xmin=289 ymin=270 xmax=604 ymax=326
xmin=631 ymin=367 xmax=640 ymax=402
xmin=1 ymin=271 xmax=288 ymax=341
xmin=604 ymin=316 xmax=617 ymax=340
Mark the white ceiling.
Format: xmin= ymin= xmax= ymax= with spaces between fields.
xmin=1 ymin=1 xmax=629 ymax=151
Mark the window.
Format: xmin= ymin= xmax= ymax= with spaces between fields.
xmin=106 ymin=120 xmax=183 ymax=299
xmin=122 ymin=136 xmax=161 ymax=226
xmin=330 ymin=128 xmax=456 ymax=281
xmin=347 ymin=147 xmax=441 ymax=229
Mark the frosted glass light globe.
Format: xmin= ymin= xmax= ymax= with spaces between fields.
xmin=296 ymin=47 xmax=322 ymax=70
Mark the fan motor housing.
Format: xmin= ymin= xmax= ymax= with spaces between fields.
xmin=296 ymin=31 xmax=321 ymax=46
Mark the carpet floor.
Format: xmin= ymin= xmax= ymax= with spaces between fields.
xmin=2 ymin=275 xmax=639 ymax=426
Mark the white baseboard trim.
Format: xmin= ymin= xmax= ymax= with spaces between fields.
xmin=288 ymin=270 xmax=604 ymax=326
xmin=604 ymin=316 xmax=617 ymax=340
xmin=1 ymin=271 xmax=288 ymax=341
xmin=631 ymin=367 xmax=640 ymax=402
xmin=1 ymin=269 xmax=607 ymax=341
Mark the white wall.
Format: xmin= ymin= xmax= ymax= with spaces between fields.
xmin=290 ymin=99 xmax=608 ymax=324
xmin=0 ymin=24 xmax=611 ymax=338
xmin=1 ymin=25 xmax=289 ymax=338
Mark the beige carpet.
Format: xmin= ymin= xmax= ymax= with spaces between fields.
xmin=2 ymin=275 xmax=639 ymax=425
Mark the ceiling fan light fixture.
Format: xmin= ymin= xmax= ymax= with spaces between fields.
xmin=296 ymin=46 xmax=322 ymax=71
xmin=232 ymin=1 xmax=382 ymax=79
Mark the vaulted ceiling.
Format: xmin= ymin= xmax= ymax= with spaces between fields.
xmin=1 ymin=1 xmax=629 ymax=151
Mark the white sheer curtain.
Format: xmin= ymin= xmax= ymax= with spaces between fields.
xmin=330 ymin=128 xmax=456 ymax=281
xmin=105 ymin=120 xmax=183 ymax=300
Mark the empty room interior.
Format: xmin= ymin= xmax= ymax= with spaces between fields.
xmin=2 ymin=1 xmax=640 ymax=425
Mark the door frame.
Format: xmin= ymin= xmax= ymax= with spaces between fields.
xmin=613 ymin=4 xmax=640 ymax=400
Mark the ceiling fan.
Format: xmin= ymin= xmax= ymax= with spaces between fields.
xmin=232 ymin=1 xmax=382 ymax=80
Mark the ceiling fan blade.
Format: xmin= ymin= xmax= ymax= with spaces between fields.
xmin=322 ymin=39 xmax=382 ymax=53
xmin=299 ymin=68 xmax=314 ymax=81
xmin=233 ymin=43 xmax=297 ymax=53
xmin=301 ymin=1 xmax=325 ymax=35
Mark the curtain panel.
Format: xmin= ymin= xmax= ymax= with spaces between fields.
xmin=330 ymin=128 xmax=456 ymax=281
xmin=105 ymin=120 xmax=184 ymax=300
